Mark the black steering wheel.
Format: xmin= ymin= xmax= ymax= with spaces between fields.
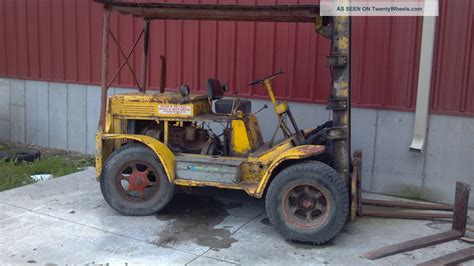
xmin=248 ymin=70 xmax=284 ymax=86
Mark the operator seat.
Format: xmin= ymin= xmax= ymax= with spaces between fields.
xmin=206 ymin=79 xmax=251 ymax=114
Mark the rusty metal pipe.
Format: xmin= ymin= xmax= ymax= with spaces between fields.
xmin=452 ymin=182 xmax=471 ymax=233
xmin=329 ymin=16 xmax=351 ymax=183
xmin=364 ymin=182 xmax=471 ymax=261
xmin=417 ymin=246 xmax=474 ymax=266
xmin=361 ymin=209 xmax=453 ymax=220
xmin=160 ymin=55 xmax=166 ymax=93
xmin=98 ymin=5 xmax=111 ymax=131
xmin=364 ymin=230 xmax=463 ymax=260
xmin=361 ymin=199 xmax=454 ymax=211
xmin=140 ymin=19 xmax=150 ymax=93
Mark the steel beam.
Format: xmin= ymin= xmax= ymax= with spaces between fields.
xmin=363 ymin=182 xmax=470 ymax=261
xmin=361 ymin=209 xmax=453 ymax=220
xmin=93 ymin=1 xmax=320 ymax=22
xmin=364 ymin=230 xmax=463 ymax=260
xmin=98 ymin=5 xmax=111 ymax=131
xmin=328 ymin=16 xmax=351 ymax=183
xmin=361 ymin=199 xmax=454 ymax=211
xmin=417 ymin=246 xmax=474 ymax=266
xmin=140 ymin=19 xmax=150 ymax=93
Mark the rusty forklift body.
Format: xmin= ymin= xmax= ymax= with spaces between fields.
xmin=94 ymin=0 xmax=353 ymax=244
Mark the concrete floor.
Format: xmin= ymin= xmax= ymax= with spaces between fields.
xmin=0 ymin=168 xmax=472 ymax=265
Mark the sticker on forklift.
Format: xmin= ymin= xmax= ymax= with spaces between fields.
xmin=158 ymin=105 xmax=193 ymax=116
xmin=187 ymin=165 xmax=220 ymax=172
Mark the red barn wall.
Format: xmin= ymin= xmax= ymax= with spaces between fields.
xmin=0 ymin=0 xmax=472 ymax=116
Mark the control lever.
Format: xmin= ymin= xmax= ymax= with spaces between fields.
xmin=251 ymin=104 xmax=268 ymax=116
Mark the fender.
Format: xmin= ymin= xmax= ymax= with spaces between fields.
xmin=254 ymin=145 xmax=325 ymax=198
xmin=97 ymin=133 xmax=176 ymax=182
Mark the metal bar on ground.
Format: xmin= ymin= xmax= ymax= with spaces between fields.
xmin=361 ymin=209 xmax=453 ymax=220
xmin=140 ymin=19 xmax=150 ymax=93
xmin=364 ymin=230 xmax=463 ymax=260
xmin=92 ymin=2 xmax=320 ymax=22
xmin=452 ymin=182 xmax=471 ymax=233
xmin=364 ymin=182 xmax=470 ymax=261
xmin=417 ymin=246 xmax=474 ymax=266
xmin=98 ymin=5 xmax=112 ymax=131
xmin=361 ymin=199 xmax=454 ymax=211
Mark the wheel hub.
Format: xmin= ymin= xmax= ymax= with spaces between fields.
xmin=300 ymin=197 xmax=316 ymax=210
xmin=116 ymin=161 xmax=159 ymax=202
xmin=282 ymin=184 xmax=331 ymax=229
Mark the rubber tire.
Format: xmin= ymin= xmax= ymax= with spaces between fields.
xmin=0 ymin=148 xmax=41 ymax=162
xmin=265 ymin=161 xmax=348 ymax=244
xmin=100 ymin=143 xmax=174 ymax=216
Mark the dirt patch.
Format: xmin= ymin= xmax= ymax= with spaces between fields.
xmin=154 ymin=193 xmax=241 ymax=250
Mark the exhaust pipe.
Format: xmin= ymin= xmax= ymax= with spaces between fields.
xmin=160 ymin=55 xmax=166 ymax=93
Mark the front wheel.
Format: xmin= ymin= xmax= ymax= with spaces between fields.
xmin=100 ymin=144 xmax=174 ymax=216
xmin=265 ymin=161 xmax=348 ymax=244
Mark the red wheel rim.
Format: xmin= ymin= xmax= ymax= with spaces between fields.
xmin=282 ymin=183 xmax=331 ymax=230
xmin=115 ymin=161 xmax=160 ymax=202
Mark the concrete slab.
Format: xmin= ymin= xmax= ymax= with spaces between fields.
xmin=48 ymin=82 xmax=68 ymax=149
xmin=0 ymin=202 xmax=29 ymax=223
xmin=25 ymin=80 xmax=39 ymax=144
xmin=372 ymin=110 xmax=424 ymax=198
xmin=204 ymin=214 xmax=472 ymax=265
xmin=67 ymin=84 xmax=87 ymax=153
xmin=9 ymin=79 xmax=25 ymax=107
xmin=0 ymin=119 xmax=10 ymax=141
xmin=0 ymin=168 xmax=472 ymax=265
xmin=10 ymin=105 xmax=25 ymax=143
xmin=423 ymin=114 xmax=474 ymax=205
xmin=36 ymin=82 xmax=49 ymax=147
xmin=0 ymin=212 xmax=196 ymax=264
xmin=86 ymin=85 xmax=100 ymax=154
xmin=351 ymin=107 xmax=377 ymax=191
xmin=0 ymin=78 xmax=10 ymax=121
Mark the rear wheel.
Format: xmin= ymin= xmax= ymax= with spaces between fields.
xmin=100 ymin=144 xmax=174 ymax=216
xmin=265 ymin=161 xmax=348 ymax=244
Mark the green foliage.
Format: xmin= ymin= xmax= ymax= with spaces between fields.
xmin=0 ymin=156 xmax=93 ymax=192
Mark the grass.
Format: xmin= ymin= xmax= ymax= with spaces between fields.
xmin=0 ymin=143 xmax=95 ymax=192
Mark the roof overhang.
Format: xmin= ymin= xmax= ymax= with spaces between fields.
xmin=94 ymin=0 xmax=320 ymax=22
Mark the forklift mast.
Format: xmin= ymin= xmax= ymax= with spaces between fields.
xmin=95 ymin=0 xmax=351 ymax=183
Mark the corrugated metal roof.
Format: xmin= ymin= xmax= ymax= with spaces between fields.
xmin=0 ymin=0 xmax=471 ymax=116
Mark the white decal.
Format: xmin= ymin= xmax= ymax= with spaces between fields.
xmin=158 ymin=105 xmax=192 ymax=116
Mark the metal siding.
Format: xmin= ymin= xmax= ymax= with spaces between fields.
xmin=0 ymin=0 xmax=470 ymax=116
xmin=431 ymin=0 xmax=474 ymax=116
xmin=0 ymin=1 xmax=7 ymax=75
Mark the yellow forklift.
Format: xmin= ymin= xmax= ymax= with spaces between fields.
xmin=94 ymin=0 xmax=353 ymax=244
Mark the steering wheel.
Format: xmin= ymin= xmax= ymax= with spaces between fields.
xmin=248 ymin=70 xmax=284 ymax=86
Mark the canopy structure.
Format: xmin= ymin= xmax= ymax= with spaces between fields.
xmin=95 ymin=1 xmax=320 ymax=22
xmin=94 ymin=0 xmax=351 ymax=183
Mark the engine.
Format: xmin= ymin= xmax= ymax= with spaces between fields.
xmin=141 ymin=122 xmax=223 ymax=155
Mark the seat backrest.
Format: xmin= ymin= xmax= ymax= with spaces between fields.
xmin=206 ymin=79 xmax=224 ymax=100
